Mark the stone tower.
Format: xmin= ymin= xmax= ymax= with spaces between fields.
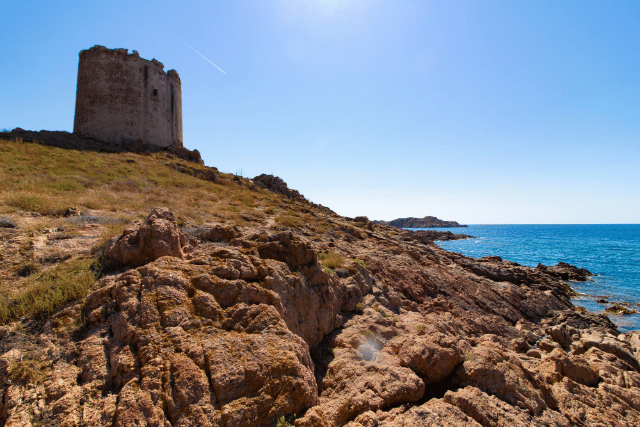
xmin=73 ymin=45 xmax=183 ymax=148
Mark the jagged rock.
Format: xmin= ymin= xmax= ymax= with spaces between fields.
xmin=453 ymin=336 xmax=551 ymax=416
xmin=41 ymin=256 xmax=318 ymax=427
xmin=605 ymin=303 xmax=637 ymax=315
xmin=105 ymin=207 xmax=197 ymax=266
xmin=202 ymin=225 xmax=243 ymax=242
xmin=399 ymin=334 xmax=464 ymax=383
xmin=540 ymin=262 xmax=592 ymax=282
xmin=253 ymin=174 xmax=305 ymax=201
xmin=378 ymin=399 xmax=481 ymax=426
xmin=257 ymin=232 xmax=317 ymax=270
xmin=0 ymin=216 xmax=18 ymax=228
xmin=535 ymin=348 xmax=598 ymax=387
xmin=443 ymin=386 xmax=570 ymax=427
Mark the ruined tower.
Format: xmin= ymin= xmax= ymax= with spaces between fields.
xmin=73 ymin=45 xmax=183 ymax=148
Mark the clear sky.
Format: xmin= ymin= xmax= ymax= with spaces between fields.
xmin=2 ymin=0 xmax=639 ymax=224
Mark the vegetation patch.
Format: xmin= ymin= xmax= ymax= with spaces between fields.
xmin=7 ymin=358 xmax=48 ymax=385
xmin=273 ymin=415 xmax=296 ymax=427
xmin=8 ymin=193 xmax=55 ymax=215
xmin=275 ymin=215 xmax=299 ymax=227
xmin=0 ymin=258 xmax=97 ymax=325
xmin=0 ymin=137 xmax=285 ymax=225
xmin=353 ymin=257 xmax=367 ymax=268
xmin=318 ymin=251 xmax=345 ymax=269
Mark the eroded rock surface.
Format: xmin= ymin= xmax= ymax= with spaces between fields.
xmin=2 ymin=208 xmax=640 ymax=426
xmin=105 ymin=207 xmax=197 ymax=266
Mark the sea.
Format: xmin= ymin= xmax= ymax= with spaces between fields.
xmin=411 ymin=225 xmax=640 ymax=333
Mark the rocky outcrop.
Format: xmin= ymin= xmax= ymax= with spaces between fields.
xmin=0 ymin=217 xmax=17 ymax=229
xmin=538 ymin=261 xmax=592 ymax=282
xmin=252 ymin=174 xmax=305 ymax=201
xmin=2 ymin=208 xmax=640 ymax=426
xmin=375 ymin=216 xmax=467 ymax=228
xmin=105 ymin=207 xmax=197 ymax=266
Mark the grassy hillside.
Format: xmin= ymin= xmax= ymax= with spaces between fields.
xmin=0 ymin=137 xmax=292 ymax=222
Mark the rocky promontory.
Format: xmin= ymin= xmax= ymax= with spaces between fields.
xmin=374 ymin=216 xmax=468 ymax=228
xmin=1 ymin=137 xmax=640 ymax=426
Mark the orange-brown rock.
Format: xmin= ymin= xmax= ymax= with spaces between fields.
xmin=105 ymin=207 xmax=197 ymax=265
xmin=3 ymin=208 xmax=640 ymax=426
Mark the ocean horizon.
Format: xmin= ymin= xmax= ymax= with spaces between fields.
xmin=413 ymin=224 xmax=640 ymax=333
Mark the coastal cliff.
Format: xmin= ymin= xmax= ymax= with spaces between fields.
xmin=1 ymin=137 xmax=640 ymax=426
xmin=375 ymin=216 xmax=468 ymax=228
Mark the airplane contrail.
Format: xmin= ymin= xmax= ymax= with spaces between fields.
xmin=176 ymin=36 xmax=226 ymax=74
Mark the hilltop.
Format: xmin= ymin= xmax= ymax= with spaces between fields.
xmin=1 ymin=136 xmax=640 ymax=427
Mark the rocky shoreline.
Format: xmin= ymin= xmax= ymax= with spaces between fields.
xmin=2 ymin=204 xmax=640 ymax=426
xmin=374 ymin=216 xmax=468 ymax=229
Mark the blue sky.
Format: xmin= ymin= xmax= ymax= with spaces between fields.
xmin=2 ymin=0 xmax=639 ymax=224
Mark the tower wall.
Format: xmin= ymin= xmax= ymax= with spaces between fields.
xmin=73 ymin=45 xmax=182 ymax=148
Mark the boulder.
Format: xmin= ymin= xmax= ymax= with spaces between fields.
xmin=105 ymin=208 xmax=197 ymax=266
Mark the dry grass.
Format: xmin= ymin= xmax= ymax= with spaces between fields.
xmin=318 ymin=251 xmax=345 ymax=269
xmin=7 ymin=359 xmax=48 ymax=385
xmin=0 ymin=258 xmax=97 ymax=325
xmin=0 ymin=137 xmax=285 ymax=224
xmin=95 ymin=222 xmax=129 ymax=249
xmin=275 ymin=215 xmax=300 ymax=227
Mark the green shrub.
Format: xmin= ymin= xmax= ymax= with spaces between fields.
xmin=274 ymin=414 xmax=296 ymax=427
xmin=322 ymin=266 xmax=335 ymax=275
xmin=353 ymin=258 xmax=366 ymax=268
xmin=354 ymin=302 xmax=364 ymax=314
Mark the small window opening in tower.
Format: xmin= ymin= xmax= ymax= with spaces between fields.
xmin=152 ymin=89 xmax=158 ymax=96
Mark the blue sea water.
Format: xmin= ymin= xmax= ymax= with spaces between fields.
xmin=415 ymin=225 xmax=640 ymax=333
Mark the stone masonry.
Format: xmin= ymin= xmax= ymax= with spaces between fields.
xmin=73 ymin=45 xmax=183 ymax=149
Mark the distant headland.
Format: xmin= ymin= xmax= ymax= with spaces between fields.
xmin=374 ymin=215 xmax=468 ymax=228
